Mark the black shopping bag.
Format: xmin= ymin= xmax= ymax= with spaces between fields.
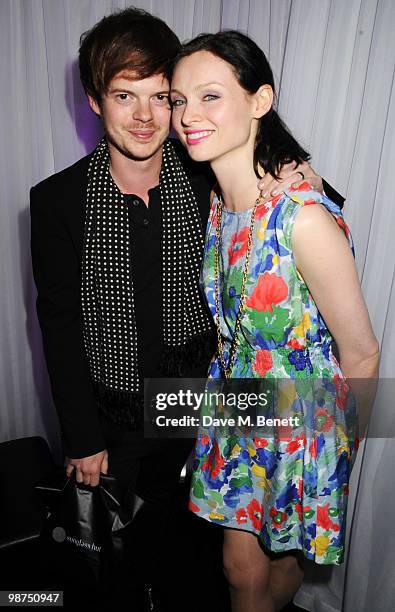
xmin=35 ymin=468 xmax=145 ymax=584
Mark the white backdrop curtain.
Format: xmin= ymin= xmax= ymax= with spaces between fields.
xmin=0 ymin=1 xmax=393 ymax=610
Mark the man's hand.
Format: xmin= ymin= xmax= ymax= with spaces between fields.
xmin=257 ymin=161 xmax=323 ymax=199
xmin=65 ymin=449 xmax=108 ymax=487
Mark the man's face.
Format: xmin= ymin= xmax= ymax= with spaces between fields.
xmin=88 ymin=71 xmax=171 ymax=162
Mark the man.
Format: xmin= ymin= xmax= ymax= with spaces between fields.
xmin=30 ymin=6 xmax=342 ymax=609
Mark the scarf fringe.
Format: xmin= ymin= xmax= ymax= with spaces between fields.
xmin=93 ymin=381 xmax=144 ymax=429
xmin=159 ymin=329 xmax=216 ymax=376
xmin=94 ymin=331 xmax=216 ymax=426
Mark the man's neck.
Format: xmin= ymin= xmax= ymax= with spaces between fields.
xmin=108 ymin=141 xmax=163 ymax=204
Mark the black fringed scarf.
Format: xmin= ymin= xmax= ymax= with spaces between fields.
xmin=81 ymin=138 xmax=214 ymax=428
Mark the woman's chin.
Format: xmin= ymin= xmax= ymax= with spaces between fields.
xmin=185 ymin=146 xmax=212 ymax=163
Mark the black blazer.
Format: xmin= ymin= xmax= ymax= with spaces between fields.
xmin=31 ymin=155 xmax=103 ymax=459
xmin=30 ymin=144 xmax=213 ymax=459
xmin=30 ymin=147 xmax=343 ymax=459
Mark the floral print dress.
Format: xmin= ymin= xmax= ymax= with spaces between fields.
xmin=189 ymin=184 xmax=358 ymax=565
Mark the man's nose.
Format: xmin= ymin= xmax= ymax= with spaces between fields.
xmin=132 ymin=100 xmax=153 ymax=123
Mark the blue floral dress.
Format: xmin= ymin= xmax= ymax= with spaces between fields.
xmin=189 ymin=184 xmax=358 ymax=565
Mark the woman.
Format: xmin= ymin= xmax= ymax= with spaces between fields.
xmin=170 ymin=31 xmax=379 ymax=611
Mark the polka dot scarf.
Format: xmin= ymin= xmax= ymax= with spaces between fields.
xmin=81 ymin=138 xmax=214 ymax=427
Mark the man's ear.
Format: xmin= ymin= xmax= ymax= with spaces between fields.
xmin=87 ymin=94 xmax=101 ymax=117
xmin=253 ymin=84 xmax=273 ymax=119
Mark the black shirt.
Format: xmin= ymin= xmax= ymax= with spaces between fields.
xmin=124 ymin=149 xmax=216 ymax=380
xmin=125 ymin=188 xmax=163 ymax=379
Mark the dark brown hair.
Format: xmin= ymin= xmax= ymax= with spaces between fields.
xmin=79 ymin=7 xmax=181 ymax=103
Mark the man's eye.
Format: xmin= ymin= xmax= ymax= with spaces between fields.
xmin=117 ymin=93 xmax=129 ymax=101
xmin=154 ymin=94 xmax=170 ymax=104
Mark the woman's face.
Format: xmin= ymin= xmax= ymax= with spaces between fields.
xmin=170 ymin=50 xmax=262 ymax=165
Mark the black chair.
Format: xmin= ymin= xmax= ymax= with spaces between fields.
xmin=0 ymin=436 xmax=58 ymax=590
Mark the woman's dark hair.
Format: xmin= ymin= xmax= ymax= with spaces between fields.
xmin=173 ymin=30 xmax=310 ymax=178
xmin=79 ymin=7 xmax=181 ymax=103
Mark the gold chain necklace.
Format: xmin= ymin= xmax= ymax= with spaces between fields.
xmin=214 ymin=193 xmax=263 ymax=378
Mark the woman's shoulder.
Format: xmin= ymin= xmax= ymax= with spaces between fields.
xmin=282 ymin=181 xmax=328 ymax=209
xmin=270 ymin=182 xmax=351 ymax=250
xmin=271 ymin=181 xmax=342 ymax=219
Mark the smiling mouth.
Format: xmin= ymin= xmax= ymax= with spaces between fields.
xmin=185 ymin=130 xmax=214 ymax=145
xmin=129 ymin=130 xmax=156 ymax=141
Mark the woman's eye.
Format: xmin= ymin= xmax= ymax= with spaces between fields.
xmin=171 ymin=99 xmax=185 ymax=108
xmin=203 ymin=94 xmax=219 ymax=101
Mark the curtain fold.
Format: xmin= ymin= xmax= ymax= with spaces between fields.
xmin=0 ymin=1 xmax=393 ymax=609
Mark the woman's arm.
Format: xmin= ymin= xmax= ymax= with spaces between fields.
xmin=292 ymin=204 xmax=380 ymax=435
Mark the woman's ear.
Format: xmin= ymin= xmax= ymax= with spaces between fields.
xmin=253 ymin=84 xmax=273 ymax=119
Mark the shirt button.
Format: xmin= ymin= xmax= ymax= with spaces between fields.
xmin=132 ymin=199 xmax=140 ymax=207
xmin=142 ymin=218 xmax=149 ymax=227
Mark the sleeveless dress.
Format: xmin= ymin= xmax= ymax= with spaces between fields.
xmin=189 ymin=184 xmax=358 ymax=565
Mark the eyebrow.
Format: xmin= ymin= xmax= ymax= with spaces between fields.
xmin=170 ymin=82 xmax=225 ymax=94
xmin=108 ymin=87 xmax=170 ymax=95
xmin=197 ymin=82 xmax=225 ymax=89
